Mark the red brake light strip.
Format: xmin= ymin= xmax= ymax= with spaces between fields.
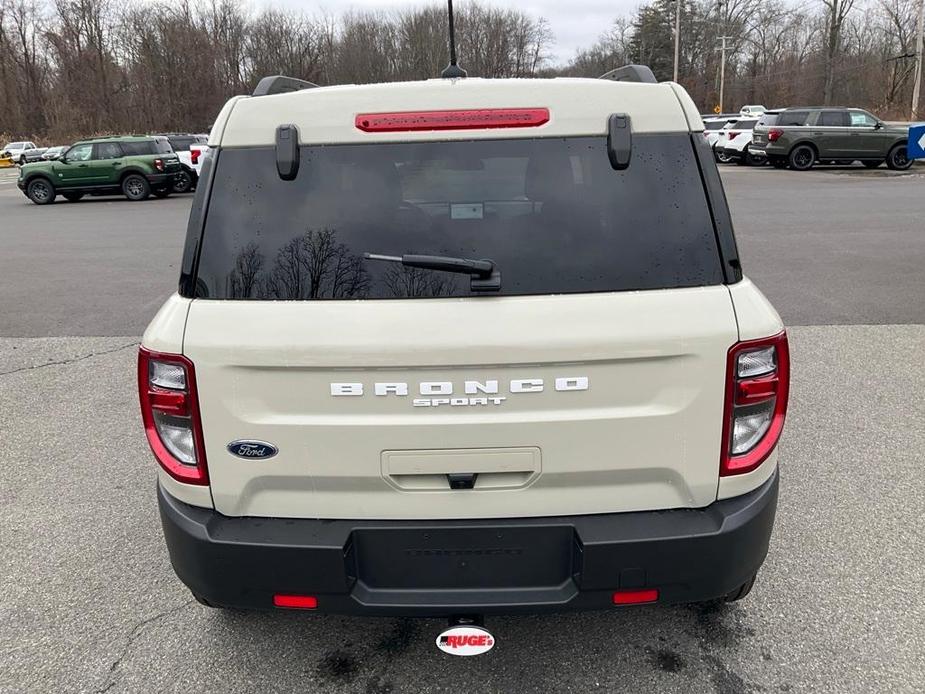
xmin=355 ymin=108 xmax=549 ymax=133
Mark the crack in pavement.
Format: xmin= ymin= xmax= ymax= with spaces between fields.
xmin=0 ymin=341 xmax=139 ymax=377
xmin=94 ymin=599 xmax=195 ymax=694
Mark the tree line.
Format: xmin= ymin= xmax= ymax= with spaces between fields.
xmin=0 ymin=0 xmax=922 ymax=143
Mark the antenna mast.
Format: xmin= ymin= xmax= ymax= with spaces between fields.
xmin=441 ymin=0 xmax=467 ymax=78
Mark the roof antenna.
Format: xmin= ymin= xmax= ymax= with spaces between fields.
xmin=440 ymin=0 xmax=467 ymax=78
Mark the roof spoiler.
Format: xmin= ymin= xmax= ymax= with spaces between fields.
xmin=252 ymin=75 xmax=318 ymax=97
xmin=598 ymin=64 xmax=657 ymax=84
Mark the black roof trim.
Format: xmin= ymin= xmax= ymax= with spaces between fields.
xmin=598 ymin=64 xmax=657 ymax=84
xmin=252 ymin=75 xmax=319 ymax=97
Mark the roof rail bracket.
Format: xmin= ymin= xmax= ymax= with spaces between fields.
xmin=276 ymin=124 xmax=300 ymax=181
xmin=607 ymin=113 xmax=632 ymax=170
xmin=253 ymin=75 xmax=318 ymax=97
xmin=599 ymin=64 xmax=657 ymax=84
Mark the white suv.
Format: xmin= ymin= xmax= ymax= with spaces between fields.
xmin=140 ymin=67 xmax=788 ymax=617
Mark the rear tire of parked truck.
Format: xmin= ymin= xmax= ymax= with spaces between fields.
xmin=172 ymin=169 xmax=194 ymax=194
xmin=885 ymin=144 xmax=912 ymax=171
xmin=788 ymin=144 xmax=815 ymax=171
xmin=122 ymin=173 xmax=150 ymax=201
xmin=26 ymin=178 xmax=55 ymax=205
xmin=62 ymin=192 xmax=84 ymax=202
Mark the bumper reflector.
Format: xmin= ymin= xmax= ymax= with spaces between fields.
xmin=273 ymin=594 xmax=318 ymax=609
xmin=612 ymin=589 xmax=659 ymax=605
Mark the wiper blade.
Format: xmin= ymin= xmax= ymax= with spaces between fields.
xmin=364 ymin=253 xmax=501 ymax=292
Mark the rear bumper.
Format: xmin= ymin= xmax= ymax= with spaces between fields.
xmin=159 ymin=470 xmax=778 ymax=616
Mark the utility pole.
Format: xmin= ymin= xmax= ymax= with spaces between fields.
xmin=912 ymin=0 xmax=925 ymax=120
xmin=673 ymin=0 xmax=681 ymax=82
xmin=717 ymin=36 xmax=733 ymax=113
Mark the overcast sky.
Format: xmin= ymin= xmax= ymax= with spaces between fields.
xmin=293 ymin=1 xmax=637 ymax=64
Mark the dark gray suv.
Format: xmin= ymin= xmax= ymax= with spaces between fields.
xmin=751 ymin=108 xmax=912 ymax=171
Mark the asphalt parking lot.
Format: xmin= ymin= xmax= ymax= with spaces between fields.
xmin=1 ymin=164 xmax=924 ymax=693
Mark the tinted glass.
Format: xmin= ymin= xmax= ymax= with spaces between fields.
xmin=195 ymin=135 xmax=723 ymax=300
xmin=704 ymin=121 xmax=728 ymax=130
xmin=121 ymin=141 xmax=155 ymax=155
xmin=168 ymin=137 xmax=194 ymax=151
xmin=778 ymin=111 xmax=809 ymax=126
xmin=733 ymin=119 xmax=758 ymax=129
xmin=153 ymin=138 xmax=173 ymax=154
xmin=756 ymin=114 xmax=779 ymax=127
xmin=95 ymin=142 xmax=123 ymax=160
xmin=818 ymin=111 xmax=848 ymax=127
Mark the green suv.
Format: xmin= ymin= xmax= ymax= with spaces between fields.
xmin=751 ymin=108 xmax=913 ymax=171
xmin=17 ymin=136 xmax=182 ymax=204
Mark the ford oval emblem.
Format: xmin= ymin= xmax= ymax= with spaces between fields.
xmin=227 ymin=440 xmax=278 ymax=460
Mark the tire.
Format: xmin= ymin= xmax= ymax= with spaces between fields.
xmin=153 ymin=188 xmax=171 ymax=199
xmin=19 ymin=155 xmax=26 ymax=165
xmin=862 ymin=160 xmax=883 ymax=169
xmin=886 ymin=144 xmax=912 ymax=171
xmin=62 ymin=192 xmax=84 ymax=202
xmin=122 ymin=173 xmax=150 ymax=201
xmin=724 ymin=573 xmax=757 ymax=603
xmin=716 ymin=150 xmax=732 ymax=164
xmin=172 ymin=169 xmax=193 ymax=194
xmin=26 ymin=177 xmax=55 ymax=205
xmin=788 ymin=144 xmax=815 ymax=171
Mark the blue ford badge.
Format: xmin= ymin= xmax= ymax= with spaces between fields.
xmin=227 ymin=440 xmax=278 ymax=460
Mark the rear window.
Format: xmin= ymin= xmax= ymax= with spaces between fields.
xmin=194 ymin=134 xmax=723 ymax=300
xmin=778 ymin=111 xmax=809 ymax=126
xmin=704 ymin=121 xmax=728 ymax=131
xmin=168 ymin=136 xmax=204 ymax=151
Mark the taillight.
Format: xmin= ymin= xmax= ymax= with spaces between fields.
xmin=190 ymin=147 xmax=201 ymax=165
xmin=768 ymin=128 xmax=783 ymax=142
xmin=154 ymin=158 xmax=164 ymax=172
xmin=355 ymin=108 xmax=550 ymax=132
xmin=728 ymin=131 xmax=736 ymax=139
xmin=138 ymin=347 xmax=208 ymax=485
xmin=720 ymin=332 xmax=790 ymax=476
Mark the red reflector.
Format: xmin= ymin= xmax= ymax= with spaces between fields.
xmin=768 ymin=128 xmax=783 ymax=142
xmin=736 ymin=375 xmax=779 ymax=404
xmin=612 ymin=589 xmax=659 ymax=605
xmin=355 ymin=108 xmax=550 ymax=133
xmin=273 ymin=594 xmax=318 ymax=609
xmin=148 ymin=388 xmax=189 ymax=415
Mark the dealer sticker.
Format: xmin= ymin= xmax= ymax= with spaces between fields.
xmin=436 ymin=625 xmax=495 ymax=656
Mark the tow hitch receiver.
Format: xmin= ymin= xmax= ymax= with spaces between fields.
xmin=436 ymin=615 xmax=494 ymax=656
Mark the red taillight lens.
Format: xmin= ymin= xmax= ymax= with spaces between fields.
xmin=728 ymin=131 xmax=736 ymax=139
xmin=154 ymin=158 xmax=164 ymax=171
xmin=138 ymin=347 xmax=208 ymax=485
xmin=768 ymin=128 xmax=783 ymax=142
xmin=273 ymin=594 xmax=318 ymax=609
xmin=720 ymin=332 xmax=790 ymax=476
xmin=190 ymin=147 xmax=201 ymax=165
xmin=355 ymin=108 xmax=550 ymax=133
xmin=612 ymin=589 xmax=659 ymax=605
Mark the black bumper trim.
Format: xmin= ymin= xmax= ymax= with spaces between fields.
xmin=158 ymin=470 xmax=778 ymax=616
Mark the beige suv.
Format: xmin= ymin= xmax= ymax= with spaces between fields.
xmin=139 ymin=67 xmax=789 ymax=617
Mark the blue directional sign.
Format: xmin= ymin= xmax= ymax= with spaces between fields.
xmin=909 ymin=124 xmax=925 ymax=160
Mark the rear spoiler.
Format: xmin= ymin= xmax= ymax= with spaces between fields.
xmin=598 ymin=64 xmax=657 ymax=84
xmin=253 ymin=75 xmax=318 ymax=97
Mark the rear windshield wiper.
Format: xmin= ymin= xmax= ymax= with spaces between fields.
xmin=364 ymin=253 xmax=501 ymax=292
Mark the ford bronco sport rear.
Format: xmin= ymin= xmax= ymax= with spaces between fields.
xmin=140 ymin=67 xmax=787 ymax=616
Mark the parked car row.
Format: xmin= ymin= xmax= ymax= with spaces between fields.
xmin=13 ymin=133 xmax=210 ymax=205
xmin=703 ymin=107 xmax=914 ymax=171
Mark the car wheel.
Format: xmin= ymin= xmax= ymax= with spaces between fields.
xmin=26 ymin=178 xmax=55 ymax=205
xmin=788 ymin=144 xmax=815 ymax=171
xmin=172 ymin=169 xmax=193 ymax=194
xmin=122 ymin=173 xmax=151 ymax=201
xmin=19 ymin=155 xmax=26 ymax=165
xmin=62 ymin=192 xmax=84 ymax=202
xmin=716 ymin=150 xmax=732 ymax=164
xmin=886 ymin=144 xmax=912 ymax=171
xmin=724 ymin=573 xmax=757 ymax=602
xmin=862 ymin=160 xmax=883 ymax=169
xmin=153 ymin=188 xmax=171 ymax=199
